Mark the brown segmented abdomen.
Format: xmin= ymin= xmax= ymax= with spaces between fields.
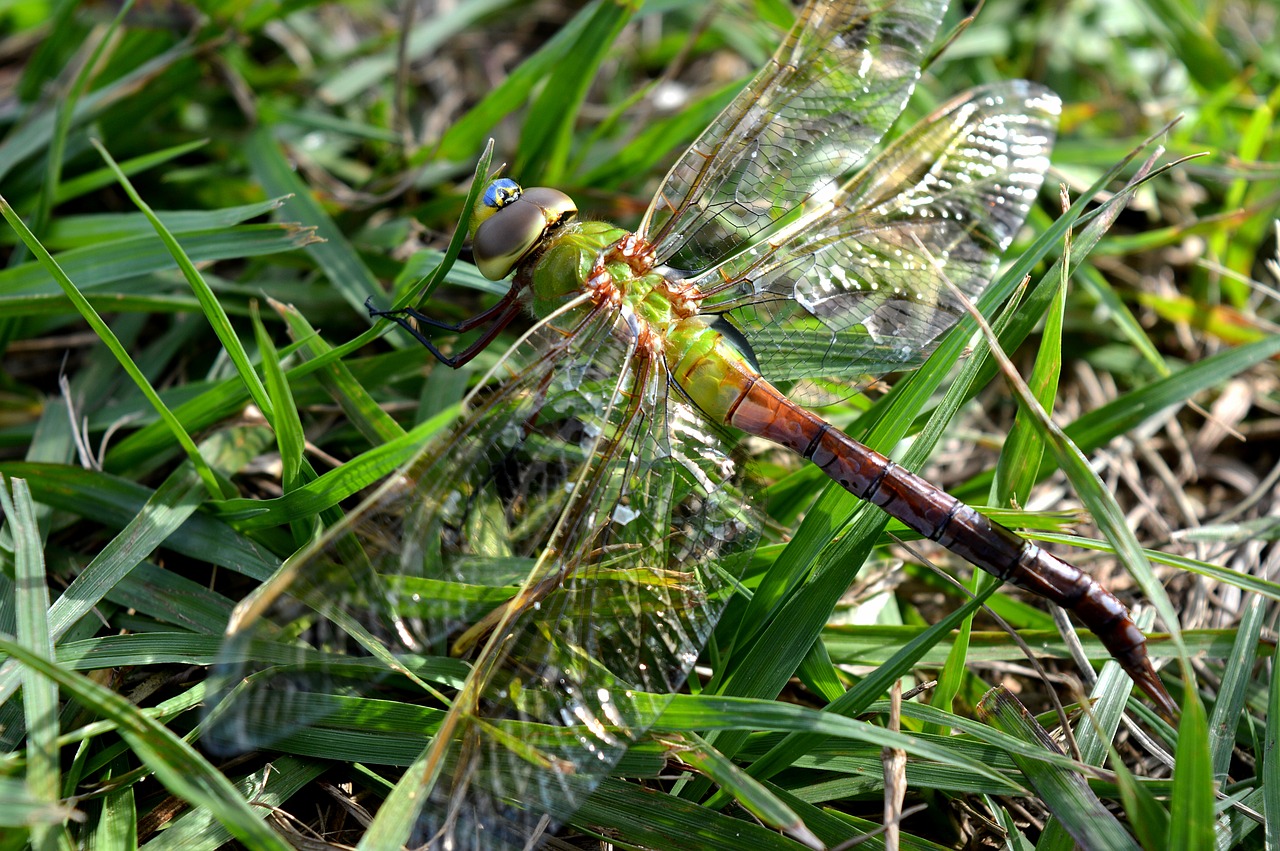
xmin=724 ymin=372 xmax=1175 ymax=717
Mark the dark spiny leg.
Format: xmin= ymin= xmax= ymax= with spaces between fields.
xmin=367 ymin=290 xmax=522 ymax=368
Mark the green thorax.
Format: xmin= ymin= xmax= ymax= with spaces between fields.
xmin=524 ymin=220 xmax=760 ymax=426
xmin=526 ymin=221 xmax=675 ymax=333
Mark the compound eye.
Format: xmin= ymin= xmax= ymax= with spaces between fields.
xmin=470 ymin=178 xmax=523 ymax=234
xmin=473 ymin=201 xmax=546 ymax=281
xmin=471 ymin=186 xmax=577 ymax=280
xmin=482 ymin=178 xmax=522 ymax=211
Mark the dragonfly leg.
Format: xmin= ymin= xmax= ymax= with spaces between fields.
xmin=367 ymin=291 xmax=523 ymax=369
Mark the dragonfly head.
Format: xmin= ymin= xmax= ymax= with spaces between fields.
xmin=470 ymin=179 xmax=577 ymax=280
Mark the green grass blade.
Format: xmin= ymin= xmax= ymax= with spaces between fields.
xmin=0 ymin=637 xmax=294 ymax=851
xmin=0 ymin=464 xmax=206 ymax=705
xmin=23 ymin=0 xmax=134 ymax=267
xmin=0 ymin=195 xmax=223 ymax=497
xmin=721 ymin=584 xmax=1001 ymax=800
xmin=1168 ymin=694 xmax=1215 ymax=851
xmin=513 ymin=1 xmax=633 ymax=185
xmin=242 ymin=126 xmax=383 ymax=315
xmin=0 ymin=462 xmax=279 ymax=581
xmin=573 ymin=778 xmax=808 ymax=851
xmin=140 ymin=756 xmax=326 ymax=851
xmin=273 ymin=298 xmax=405 ymax=445
xmin=0 ymin=39 xmax=195 ymax=184
xmin=978 ymin=688 xmax=1140 ymax=851
xmin=93 ymin=139 xmax=275 ymax=423
xmin=0 ymin=226 xmax=314 ymax=299
xmin=995 ymin=268 xmax=1065 ymax=509
xmin=387 ymin=138 xmax=496 ymax=310
xmin=1133 ymin=0 xmax=1236 ymax=89
xmin=317 ymin=0 xmax=517 ymax=106
xmin=53 ymin=139 xmax=208 ymax=206
xmin=433 ymin=2 xmax=602 ymax=164
xmin=2 ymin=477 xmax=66 ymax=851
xmin=1207 ymin=595 xmax=1265 ymax=779
xmin=577 ymin=81 xmax=741 ymax=189
xmin=98 ymin=341 xmax=402 ymax=476
xmin=207 ymin=407 xmax=455 ymax=528
xmin=1113 ymin=752 xmax=1171 ymax=850
xmin=675 ymin=733 xmax=821 ymax=849
xmin=952 ymin=334 xmax=1280 ymax=507
xmin=250 ymin=303 xmax=306 ymax=493
xmin=39 ymin=197 xmax=287 ymax=249
xmin=1265 ymin=648 xmax=1280 ymax=850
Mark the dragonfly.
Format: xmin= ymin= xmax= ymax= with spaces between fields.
xmin=208 ymin=0 xmax=1176 ymax=847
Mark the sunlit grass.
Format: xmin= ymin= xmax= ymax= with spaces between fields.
xmin=0 ymin=0 xmax=1276 ymax=848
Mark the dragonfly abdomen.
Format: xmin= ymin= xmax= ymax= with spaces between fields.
xmin=704 ymin=356 xmax=1175 ymax=715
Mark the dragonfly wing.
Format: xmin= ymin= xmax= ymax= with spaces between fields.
xmin=435 ymin=358 xmax=758 ymax=849
xmin=640 ymin=0 xmax=949 ymax=275
xmin=207 ymin=303 xmax=758 ymax=849
xmin=697 ymin=81 xmax=1060 ymax=386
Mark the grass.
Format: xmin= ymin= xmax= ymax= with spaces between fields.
xmin=0 ymin=0 xmax=1277 ymax=848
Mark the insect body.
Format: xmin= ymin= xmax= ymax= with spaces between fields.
xmin=211 ymin=2 xmax=1175 ymax=848
xmin=464 ymin=166 xmax=1173 ymax=719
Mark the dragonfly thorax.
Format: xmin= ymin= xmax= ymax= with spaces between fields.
xmin=527 ymin=220 xmax=689 ymax=359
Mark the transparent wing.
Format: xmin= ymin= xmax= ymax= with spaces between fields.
xmin=206 ymin=302 xmax=759 ymax=850
xmin=695 ymin=81 xmax=1060 ymax=387
xmin=640 ymin=0 xmax=949 ymax=275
